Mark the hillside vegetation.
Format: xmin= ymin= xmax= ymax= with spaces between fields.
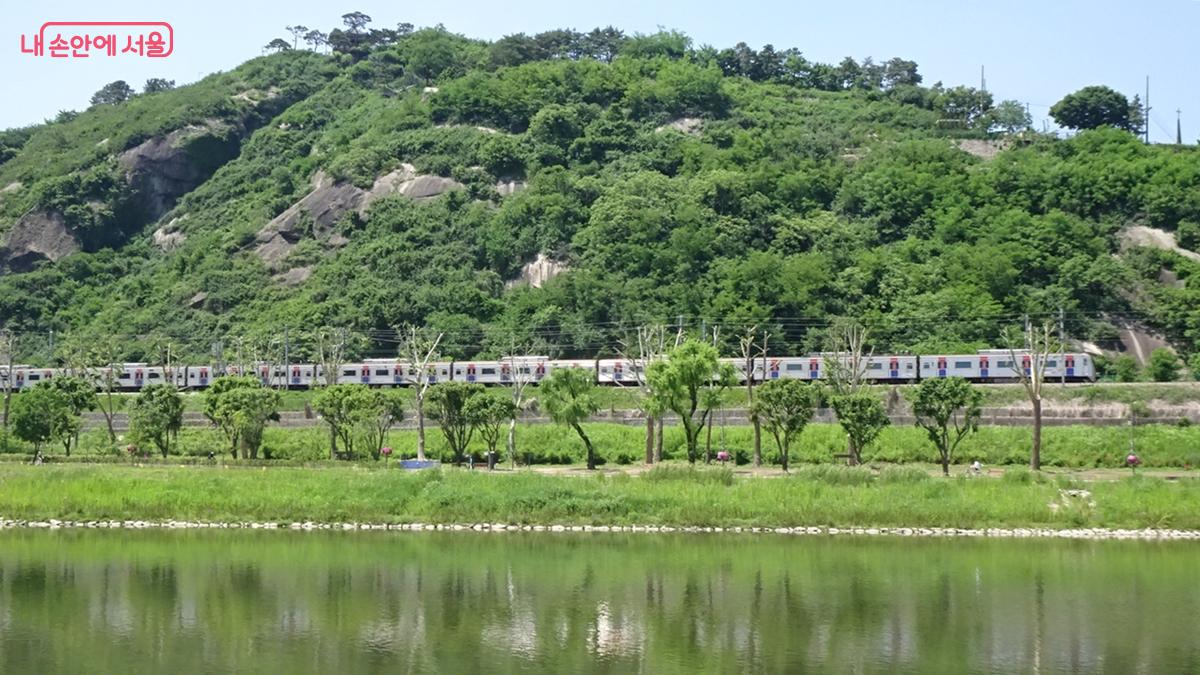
xmin=0 ymin=23 xmax=1197 ymax=367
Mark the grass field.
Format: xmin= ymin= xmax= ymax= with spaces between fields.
xmin=0 ymin=463 xmax=1197 ymax=530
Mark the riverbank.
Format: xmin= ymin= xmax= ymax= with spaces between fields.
xmin=2 ymin=463 xmax=1199 ymax=533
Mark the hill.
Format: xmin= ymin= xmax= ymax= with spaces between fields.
xmin=0 ymin=24 xmax=1197 ymax=371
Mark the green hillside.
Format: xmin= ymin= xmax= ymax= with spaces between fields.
xmin=0 ymin=24 xmax=1197 ymax=369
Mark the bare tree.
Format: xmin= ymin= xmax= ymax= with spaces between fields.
xmin=825 ymin=319 xmax=872 ymax=396
xmin=503 ymin=344 xmax=539 ymax=469
xmin=398 ymin=324 xmax=443 ymax=462
xmin=311 ymin=327 xmax=350 ymax=459
xmin=1004 ymin=320 xmax=1059 ymax=471
xmin=739 ymin=326 xmax=769 ymax=467
xmin=286 ymin=25 xmax=308 ymax=49
xmin=0 ymin=329 xmax=14 ymax=449
xmin=618 ymin=324 xmax=670 ymax=464
xmin=90 ymin=338 xmax=122 ymax=446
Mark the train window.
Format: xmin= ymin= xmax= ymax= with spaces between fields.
xmin=28 ymin=374 xmax=40 ymax=381
xmin=481 ymin=368 xmax=496 ymax=375
xmin=304 ymin=370 xmax=312 ymax=376
xmin=518 ymin=367 xmax=531 ymax=375
xmin=868 ymin=363 xmax=882 ymax=370
xmin=954 ymin=361 xmax=972 ymax=369
xmin=1046 ymin=360 xmax=1057 ymax=367
xmin=119 ymin=373 xmax=131 ymax=380
xmin=997 ymin=361 xmax=1012 ymax=368
xmin=375 ymin=369 xmax=389 ymax=376
xmin=149 ymin=372 xmax=161 ymax=379
xmin=786 ymin=363 xmax=803 ymax=371
xmin=342 ymin=369 xmax=355 ymax=377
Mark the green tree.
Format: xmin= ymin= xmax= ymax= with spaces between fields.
xmin=1177 ymin=221 xmax=1199 ymax=251
xmin=1113 ymin=355 xmax=1140 ymax=382
xmin=1189 ymin=353 xmax=1200 ymax=381
xmin=911 ymin=377 xmax=982 ymax=476
xmin=358 ymin=389 xmax=405 ymax=461
xmin=11 ymin=385 xmax=75 ymax=461
xmin=647 ymin=339 xmax=737 ymax=464
xmin=264 ymin=38 xmax=292 ymax=53
xmin=45 ymin=375 xmax=95 ymax=456
xmin=215 ymin=386 xmax=281 ymax=459
xmin=830 ymin=393 xmax=890 ymax=465
xmin=142 ymin=78 xmax=175 ymax=94
xmin=751 ymin=379 xmax=816 ymax=472
xmin=90 ymin=80 xmax=134 ymax=106
xmin=1146 ymin=348 xmax=1180 ymax=382
xmin=464 ymin=394 xmax=516 ymax=469
xmin=540 ymin=367 xmax=601 ymax=470
xmin=428 ymin=382 xmax=485 ymax=463
xmin=313 ymin=384 xmax=372 ymax=460
xmin=203 ymin=376 xmax=263 ymax=458
xmin=1050 ymin=85 xmax=1132 ymax=131
xmin=128 ymin=384 xmax=183 ymax=458
xmin=988 ymin=99 xmax=1031 ymax=134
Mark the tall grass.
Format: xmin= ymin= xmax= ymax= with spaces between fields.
xmin=0 ymin=464 xmax=1197 ymax=530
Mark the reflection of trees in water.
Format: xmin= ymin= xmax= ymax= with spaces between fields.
xmin=0 ymin=533 xmax=1197 ymax=673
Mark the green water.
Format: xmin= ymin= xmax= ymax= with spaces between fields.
xmin=0 ymin=531 xmax=1197 ymax=674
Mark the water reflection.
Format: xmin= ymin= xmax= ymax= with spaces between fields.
xmin=0 ymin=531 xmax=1197 ymax=673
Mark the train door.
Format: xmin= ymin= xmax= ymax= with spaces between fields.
xmin=500 ymin=362 xmax=511 ymax=383
xmin=613 ymin=361 xmax=624 ymax=383
xmin=290 ymin=366 xmax=300 ymax=386
xmin=134 ymin=368 xmax=144 ymax=387
xmin=360 ymin=365 xmax=371 ymax=384
xmin=979 ymin=355 xmax=989 ymax=379
xmin=769 ymin=359 xmax=781 ymax=380
xmin=535 ymin=363 xmax=546 ymax=381
xmin=393 ymin=364 xmax=403 ymax=384
xmin=14 ymin=370 xmax=23 ymax=390
xmin=936 ymin=357 xmax=947 ymax=378
xmin=466 ymin=363 xmax=477 ymax=382
xmin=889 ymin=357 xmax=899 ymax=379
xmin=809 ymin=359 xmax=820 ymax=379
xmin=1022 ymin=354 xmax=1032 ymax=377
xmin=1065 ymin=354 xmax=1075 ymax=378
xmin=260 ymin=366 xmax=270 ymax=386
xmin=199 ymin=367 xmax=209 ymax=386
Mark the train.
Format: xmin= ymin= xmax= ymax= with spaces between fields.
xmin=0 ymin=350 xmax=1095 ymax=392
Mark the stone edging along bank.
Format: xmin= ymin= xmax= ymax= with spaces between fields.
xmin=3 ymin=518 xmax=1200 ymax=541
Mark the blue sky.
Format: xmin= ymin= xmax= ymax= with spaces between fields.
xmin=3 ymin=0 xmax=1196 ymax=142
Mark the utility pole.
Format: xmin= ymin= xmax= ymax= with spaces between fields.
xmin=980 ymin=65 xmax=986 ymax=93
xmin=1058 ymin=306 xmax=1066 ymax=386
xmin=1145 ymin=76 xmax=1151 ymax=144
xmin=282 ymin=326 xmax=290 ymax=389
xmin=1178 ymin=109 xmax=1183 ymax=146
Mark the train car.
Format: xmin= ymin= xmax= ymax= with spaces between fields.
xmin=919 ymin=352 xmax=1095 ymax=383
xmin=598 ymin=358 xmax=643 ymax=385
xmin=545 ymin=359 xmax=597 ymax=381
xmin=453 ymin=360 xmax=508 ymax=384
xmin=499 ymin=356 xmax=549 ymax=385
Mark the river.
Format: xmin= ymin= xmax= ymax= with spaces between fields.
xmin=0 ymin=530 xmax=1196 ymax=673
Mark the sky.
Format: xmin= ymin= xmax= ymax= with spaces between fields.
xmin=2 ymin=0 xmax=1196 ymax=142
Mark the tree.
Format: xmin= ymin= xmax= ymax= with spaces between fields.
xmin=428 ymin=382 xmax=484 ymax=463
xmin=142 ymin=78 xmax=174 ymax=94
xmin=128 ymin=384 xmax=183 ymax=458
xmin=215 ymin=386 xmax=280 ymax=459
xmin=830 ymin=393 xmax=890 ymax=465
xmin=44 ymin=375 xmax=95 ymax=456
xmin=264 ymin=38 xmax=292 ymax=54
xmin=398 ymin=324 xmax=443 ymax=461
xmin=1189 ymin=353 xmax=1200 ymax=381
xmin=540 ymin=367 xmax=601 ymax=470
xmin=406 ymin=29 xmax=461 ymax=84
xmin=752 ymin=379 xmax=816 ymax=472
xmin=647 ymin=339 xmax=737 ymax=464
xmin=911 ymin=378 xmax=982 ymax=476
xmin=313 ymin=384 xmax=369 ymax=460
xmin=464 ymin=394 xmax=516 ymax=469
xmin=1004 ymin=321 xmax=1060 ymax=470
xmin=1177 ymin=220 xmax=1199 ymax=252
xmin=10 ymin=385 xmax=74 ymax=461
xmin=1050 ymin=86 xmax=1132 ymax=131
xmin=0 ymin=330 xmax=14 ymax=450
xmin=989 ymin=100 xmax=1031 ymax=134
xmin=203 ymin=375 xmax=260 ymax=458
xmin=825 ymin=320 xmax=871 ymax=396
xmin=618 ymin=324 xmax=671 ymax=464
xmin=935 ymin=86 xmax=993 ymax=128
xmin=1113 ymin=355 xmax=1140 ymax=382
xmin=90 ymin=80 xmax=134 ymax=106
xmin=1146 ymin=348 xmax=1180 ymax=382
xmin=502 ymin=350 xmax=538 ymax=468
xmin=358 ymin=388 xmax=405 ymax=461
xmin=303 ymin=29 xmax=329 ymax=52
xmin=341 ymin=11 xmax=372 ymax=33
xmin=286 ymin=25 xmax=308 ymax=49
xmin=739 ymin=326 xmax=769 ymax=466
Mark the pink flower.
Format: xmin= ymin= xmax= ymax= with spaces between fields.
xmin=381 ymin=447 xmax=393 ymax=456
xmin=1126 ymin=453 xmax=1141 ymax=467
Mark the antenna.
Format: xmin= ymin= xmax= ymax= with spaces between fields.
xmin=980 ymin=65 xmax=986 ymax=92
xmin=1178 ymin=109 xmax=1183 ymax=145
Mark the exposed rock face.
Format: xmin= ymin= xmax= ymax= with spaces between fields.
xmin=274 ymin=266 xmax=313 ymax=287
xmin=655 ymin=117 xmax=703 ymax=135
xmin=1121 ymin=225 xmax=1200 ymax=263
xmin=153 ymin=217 xmax=187 ymax=251
xmin=956 ymin=139 xmax=1009 ymax=160
xmin=255 ymin=166 xmax=465 ymax=270
xmin=118 ymin=120 xmax=240 ymax=223
xmin=0 ymin=209 xmax=79 ymax=272
xmin=494 ymin=180 xmax=526 ymax=197
xmin=1 ymin=181 xmax=21 ymax=194
xmin=505 ymin=253 xmax=568 ymax=290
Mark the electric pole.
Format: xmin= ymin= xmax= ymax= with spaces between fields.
xmin=1145 ymin=76 xmax=1151 ymax=144
xmin=1178 ymin=109 xmax=1183 ymax=146
xmin=1058 ymin=306 xmax=1066 ymax=386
